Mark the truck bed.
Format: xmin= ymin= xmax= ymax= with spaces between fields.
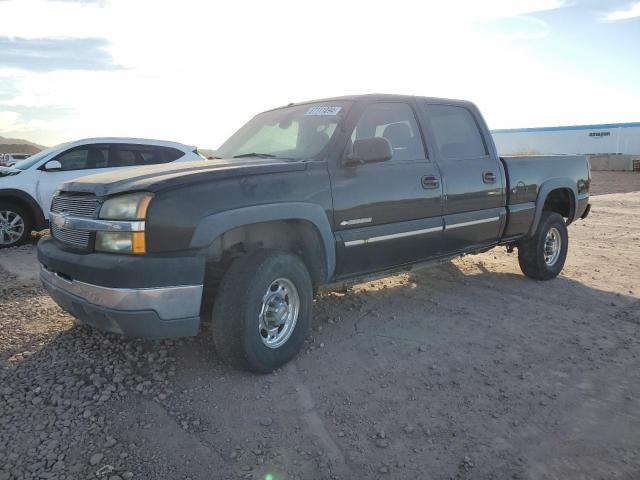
xmin=501 ymin=154 xmax=589 ymax=205
xmin=500 ymin=154 xmax=590 ymax=239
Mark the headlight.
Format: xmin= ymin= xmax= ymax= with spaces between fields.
xmin=95 ymin=231 xmax=146 ymax=254
xmin=99 ymin=192 xmax=153 ymax=220
xmin=96 ymin=192 xmax=152 ymax=254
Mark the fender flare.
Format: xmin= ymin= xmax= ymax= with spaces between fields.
xmin=528 ymin=178 xmax=577 ymax=236
xmin=0 ymin=188 xmax=47 ymax=230
xmin=190 ymin=202 xmax=336 ymax=281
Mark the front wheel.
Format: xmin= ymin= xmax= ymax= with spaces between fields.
xmin=0 ymin=202 xmax=32 ymax=248
xmin=517 ymin=211 xmax=568 ymax=280
xmin=211 ymin=249 xmax=313 ymax=373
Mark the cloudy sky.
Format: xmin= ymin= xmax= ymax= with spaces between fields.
xmin=0 ymin=0 xmax=639 ymax=148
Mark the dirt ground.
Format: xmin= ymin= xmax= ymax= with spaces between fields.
xmin=1 ymin=172 xmax=639 ymax=480
xmin=588 ymin=170 xmax=640 ymax=195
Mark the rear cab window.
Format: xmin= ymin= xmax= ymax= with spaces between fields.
xmin=424 ymin=104 xmax=488 ymax=160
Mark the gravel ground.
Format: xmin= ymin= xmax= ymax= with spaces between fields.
xmin=1 ymin=172 xmax=639 ymax=480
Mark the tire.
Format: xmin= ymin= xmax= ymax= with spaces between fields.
xmin=517 ymin=211 xmax=568 ymax=280
xmin=211 ymin=249 xmax=313 ymax=373
xmin=0 ymin=202 xmax=32 ymax=248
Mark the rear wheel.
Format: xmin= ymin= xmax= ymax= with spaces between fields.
xmin=211 ymin=249 xmax=313 ymax=373
xmin=517 ymin=211 xmax=568 ymax=280
xmin=0 ymin=202 xmax=32 ymax=248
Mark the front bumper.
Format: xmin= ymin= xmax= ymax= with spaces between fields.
xmin=38 ymin=237 xmax=204 ymax=338
xmin=41 ymin=265 xmax=202 ymax=337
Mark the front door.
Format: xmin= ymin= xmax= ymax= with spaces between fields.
xmin=421 ymin=103 xmax=505 ymax=253
xmin=330 ymin=101 xmax=443 ymax=278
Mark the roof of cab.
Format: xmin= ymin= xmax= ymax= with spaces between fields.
xmin=265 ymin=93 xmax=476 ymax=112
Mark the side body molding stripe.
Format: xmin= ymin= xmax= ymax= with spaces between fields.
xmin=189 ymin=202 xmax=336 ymax=281
xmin=344 ymin=226 xmax=442 ymax=247
xmin=445 ymin=216 xmax=500 ymax=230
xmin=343 ymin=216 xmax=501 ymax=247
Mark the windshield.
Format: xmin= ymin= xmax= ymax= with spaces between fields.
xmin=216 ymin=101 xmax=351 ymax=160
xmin=14 ymin=144 xmax=65 ymax=170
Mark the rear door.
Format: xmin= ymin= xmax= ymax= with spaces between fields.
xmin=421 ymin=103 xmax=506 ymax=253
xmin=330 ymin=101 xmax=444 ymax=277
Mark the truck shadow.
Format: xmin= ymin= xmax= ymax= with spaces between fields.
xmin=318 ymin=261 xmax=638 ymax=345
xmin=179 ymin=259 xmax=640 ymax=372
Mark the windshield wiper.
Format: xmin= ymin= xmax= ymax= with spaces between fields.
xmin=232 ymin=152 xmax=278 ymax=159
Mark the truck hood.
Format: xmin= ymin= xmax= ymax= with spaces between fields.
xmin=61 ymin=158 xmax=308 ymax=197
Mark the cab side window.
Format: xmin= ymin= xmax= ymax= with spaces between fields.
xmin=426 ymin=105 xmax=487 ymax=159
xmin=54 ymin=146 xmax=110 ymax=171
xmin=351 ymin=103 xmax=426 ymax=161
xmin=114 ymin=145 xmax=184 ymax=167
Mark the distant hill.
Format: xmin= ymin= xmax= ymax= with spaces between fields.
xmin=0 ymin=143 xmax=42 ymax=155
xmin=0 ymin=136 xmax=46 ymax=155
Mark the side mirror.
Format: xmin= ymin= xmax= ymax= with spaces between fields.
xmin=44 ymin=160 xmax=62 ymax=171
xmin=345 ymin=137 xmax=392 ymax=166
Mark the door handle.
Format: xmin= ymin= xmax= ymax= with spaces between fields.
xmin=483 ymin=171 xmax=496 ymax=184
xmin=421 ymin=175 xmax=440 ymax=189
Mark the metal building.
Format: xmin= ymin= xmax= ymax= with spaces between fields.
xmin=491 ymin=122 xmax=640 ymax=156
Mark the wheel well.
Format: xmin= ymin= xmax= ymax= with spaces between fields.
xmin=0 ymin=194 xmax=43 ymax=229
xmin=200 ymin=220 xmax=327 ymax=317
xmin=543 ymin=188 xmax=574 ymax=221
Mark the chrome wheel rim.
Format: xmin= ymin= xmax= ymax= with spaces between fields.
xmin=0 ymin=210 xmax=25 ymax=246
xmin=258 ymin=277 xmax=300 ymax=349
xmin=544 ymin=227 xmax=562 ymax=266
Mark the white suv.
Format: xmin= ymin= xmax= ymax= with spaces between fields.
xmin=0 ymin=137 xmax=203 ymax=247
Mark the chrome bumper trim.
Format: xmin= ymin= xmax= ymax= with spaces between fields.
xmin=49 ymin=211 xmax=145 ymax=232
xmin=40 ymin=265 xmax=202 ymax=320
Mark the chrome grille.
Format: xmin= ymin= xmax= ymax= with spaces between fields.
xmin=50 ymin=192 xmax=99 ymax=249
xmin=51 ymin=193 xmax=100 ymax=217
xmin=50 ymin=223 xmax=91 ymax=249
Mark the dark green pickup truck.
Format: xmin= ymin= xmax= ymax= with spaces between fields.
xmin=38 ymin=94 xmax=591 ymax=372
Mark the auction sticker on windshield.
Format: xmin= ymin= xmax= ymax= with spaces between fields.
xmin=305 ymin=106 xmax=342 ymax=116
